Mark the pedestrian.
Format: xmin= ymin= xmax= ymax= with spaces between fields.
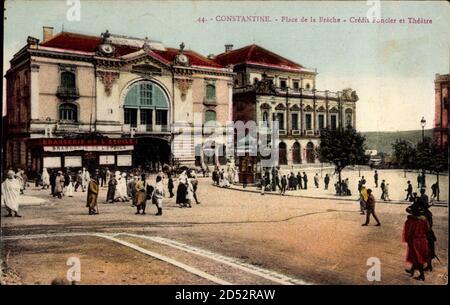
xmin=314 ymin=173 xmax=319 ymax=188
xmin=50 ymin=170 xmax=57 ymax=196
xmin=361 ymin=189 xmax=381 ymax=226
xmin=106 ymin=172 xmax=117 ymax=203
xmin=359 ymin=184 xmax=368 ymax=215
xmin=403 ymin=205 xmax=429 ymax=281
xmin=81 ymin=167 xmax=90 ymax=192
xmin=186 ymin=177 xmax=194 ymax=208
xmin=297 ymin=171 xmax=303 ymax=190
xmin=302 ymin=172 xmax=308 ymax=190
xmin=105 ymin=168 xmax=111 ymax=186
xmin=384 ymin=183 xmax=391 ymax=201
xmin=421 ymin=171 xmax=426 ymax=189
xmin=54 ymin=171 xmax=65 ymax=199
xmin=63 ymin=170 xmax=70 ymax=196
xmin=417 ymin=173 xmax=422 ymax=189
xmin=168 ymin=173 xmax=174 ymax=198
xmin=374 ymin=170 xmax=378 ymax=188
xmin=324 ymin=174 xmax=330 ymax=190
xmin=280 ymin=175 xmax=287 ymax=195
xmin=128 ymin=175 xmax=137 ymax=206
xmin=191 ymin=171 xmax=200 ymax=204
xmin=15 ymin=170 xmax=25 ymax=195
xmin=380 ymin=179 xmax=386 ymax=200
xmin=405 ymin=181 xmax=413 ymax=201
xmin=154 ymin=175 xmax=165 ymax=216
xmin=41 ymin=167 xmax=50 ymax=189
xmin=134 ymin=176 xmax=147 ymax=215
xmin=1 ymin=170 xmax=22 ymax=217
xmin=74 ymin=170 xmax=82 ymax=192
xmin=271 ymin=167 xmax=278 ymax=191
xmin=288 ymin=172 xmax=295 ymax=190
xmin=176 ymin=172 xmax=188 ymax=208
xmin=86 ymin=175 xmax=99 ymax=215
xmin=65 ymin=173 xmax=74 ymax=197
xmin=430 ymin=182 xmax=439 ymax=201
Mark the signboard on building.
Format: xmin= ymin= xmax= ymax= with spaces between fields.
xmin=43 ymin=145 xmax=134 ymax=152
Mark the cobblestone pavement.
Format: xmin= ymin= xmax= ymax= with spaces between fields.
xmin=1 ymin=174 xmax=448 ymax=285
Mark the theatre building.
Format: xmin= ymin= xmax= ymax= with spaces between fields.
xmin=213 ymin=44 xmax=359 ymax=168
xmin=4 ymin=27 xmax=234 ymax=172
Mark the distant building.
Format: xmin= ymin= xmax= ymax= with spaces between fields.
xmin=434 ymin=73 xmax=449 ymax=150
xmin=213 ymin=44 xmax=359 ymax=167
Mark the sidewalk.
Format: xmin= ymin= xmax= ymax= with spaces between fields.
xmin=218 ymin=183 xmax=448 ymax=207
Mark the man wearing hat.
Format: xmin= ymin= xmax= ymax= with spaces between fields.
xmin=361 ymin=189 xmax=381 ymax=226
xmin=86 ymin=172 xmax=99 ymax=215
xmin=2 ymin=170 xmax=22 ymax=217
xmin=403 ymin=205 xmax=429 ymax=281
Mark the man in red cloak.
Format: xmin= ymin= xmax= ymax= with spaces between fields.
xmin=403 ymin=206 xmax=429 ymax=281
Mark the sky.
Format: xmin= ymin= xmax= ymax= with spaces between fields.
xmin=3 ymin=0 xmax=450 ymax=132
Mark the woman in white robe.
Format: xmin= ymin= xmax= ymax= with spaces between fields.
xmin=1 ymin=171 xmax=22 ymax=217
xmin=114 ymin=171 xmax=125 ymax=201
xmin=41 ymin=168 xmax=50 ymax=189
xmin=65 ymin=174 xmax=74 ymax=197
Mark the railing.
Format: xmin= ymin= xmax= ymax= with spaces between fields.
xmin=57 ymin=86 xmax=80 ymax=98
xmin=203 ymin=97 xmax=217 ymax=106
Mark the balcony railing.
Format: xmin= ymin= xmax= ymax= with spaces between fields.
xmin=57 ymin=86 xmax=80 ymax=99
xmin=203 ymin=97 xmax=217 ymax=106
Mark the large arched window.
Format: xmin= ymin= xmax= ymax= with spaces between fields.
xmin=59 ymin=103 xmax=78 ymax=122
xmin=124 ymin=81 xmax=169 ymax=131
xmin=306 ymin=141 xmax=315 ymax=163
xmin=205 ymin=110 xmax=216 ymax=123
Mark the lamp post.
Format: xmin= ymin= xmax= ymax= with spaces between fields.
xmin=420 ymin=116 xmax=426 ymax=142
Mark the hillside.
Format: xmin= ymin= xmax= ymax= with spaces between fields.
xmin=362 ymin=129 xmax=434 ymax=154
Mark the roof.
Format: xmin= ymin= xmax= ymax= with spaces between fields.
xmin=40 ymin=31 xmax=224 ymax=69
xmin=213 ymin=44 xmax=303 ymax=72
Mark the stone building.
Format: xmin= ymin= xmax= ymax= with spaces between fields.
xmin=4 ymin=27 xmax=234 ymax=172
xmin=434 ymin=73 xmax=449 ymax=150
xmin=213 ymin=44 xmax=359 ymax=167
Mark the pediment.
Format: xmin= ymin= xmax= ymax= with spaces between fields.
xmin=121 ymin=50 xmax=169 ymax=75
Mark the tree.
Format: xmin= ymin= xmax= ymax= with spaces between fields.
xmin=316 ymin=127 xmax=367 ymax=195
xmin=392 ymin=139 xmax=416 ymax=176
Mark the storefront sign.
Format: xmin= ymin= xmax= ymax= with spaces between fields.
xmin=38 ymin=138 xmax=137 ymax=146
xmin=44 ymin=145 xmax=134 ymax=152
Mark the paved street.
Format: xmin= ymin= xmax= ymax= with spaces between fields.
xmin=1 ymin=171 xmax=448 ymax=285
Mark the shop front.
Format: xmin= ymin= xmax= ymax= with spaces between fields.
xmin=28 ymin=138 xmax=137 ymax=172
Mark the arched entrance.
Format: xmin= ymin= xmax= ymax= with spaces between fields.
xmin=134 ymin=137 xmax=171 ymax=171
xmin=306 ymin=142 xmax=315 ymax=163
xmin=292 ymin=142 xmax=301 ymax=164
xmin=279 ymin=142 xmax=287 ymax=165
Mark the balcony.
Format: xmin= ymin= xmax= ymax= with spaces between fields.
xmin=56 ymin=121 xmax=80 ymax=132
xmin=203 ymin=97 xmax=217 ymax=106
xmin=57 ymin=86 xmax=80 ymax=99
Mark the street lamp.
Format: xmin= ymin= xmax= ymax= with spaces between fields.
xmin=420 ymin=116 xmax=426 ymax=142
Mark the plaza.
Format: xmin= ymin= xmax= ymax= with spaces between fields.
xmin=1 ymin=168 xmax=447 ymax=285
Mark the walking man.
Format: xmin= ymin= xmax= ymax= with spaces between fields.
xmin=324 ymin=174 xmax=330 ymax=190
xmin=280 ymin=175 xmax=287 ymax=195
xmin=168 ymin=173 xmax=174 ymax=198
xmin=362 ymin=189 xmax=381 ymax=226
xmin=314 ymin=173 xmax=319 ymax=188
xmin=405 ymin=180 xmax=413 ymax=201
xmin=86 ymin=174 xmax=99 ymax=215
xmin=302 ymin=172 xmax=308 ymax=190
xmin=430 ymin=182 xmax=439 ymax=201
xmin=374 ymin=170 xmax=379 ymax=188
xmin=297 ymin=172 xmax=303 ymax=190
xmin=380 ymin=179 xmax=386 ymax=200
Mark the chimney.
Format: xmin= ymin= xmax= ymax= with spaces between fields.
xmin=43 ymin=26 xmax=54 ymax=43
xmin=225 ymin=44 xmax=233 ymax=53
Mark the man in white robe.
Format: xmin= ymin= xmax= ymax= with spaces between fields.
xmin=2 ymin=171 xmax=22 ymax=217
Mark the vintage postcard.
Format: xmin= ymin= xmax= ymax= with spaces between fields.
xmin=1 ymin=0 xmax=448 ymax=295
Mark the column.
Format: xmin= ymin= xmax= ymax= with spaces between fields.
xmin=30 ymin=64 xmax=40 ymax=120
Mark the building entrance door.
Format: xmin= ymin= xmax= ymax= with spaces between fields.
xmin=134 ymin=137 xmax=171 ymax=171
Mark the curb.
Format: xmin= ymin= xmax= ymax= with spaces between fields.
xmin=213 ymin=185 xmax=448 ymax=207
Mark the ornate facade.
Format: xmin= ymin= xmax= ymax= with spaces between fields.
xmin=434 ymin=73 xmax=449 ymax=150
xmin=213 ymin=44 xmax=358 ymax=166
xmin=4 ymin=27 xmax=234 ymax=171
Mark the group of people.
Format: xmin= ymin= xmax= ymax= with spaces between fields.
xmin=212 ymin=166 xmax=237 ymax=188
xmin=40 ymin=167 xmax=91 ymax=199
xmin=176 ymin=170 xmax=200 ymax=208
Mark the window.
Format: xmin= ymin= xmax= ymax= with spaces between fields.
xmin=205 ymin=110 xmax=216 ymax=123
xmin=280 ymin=79 xmax=287 ymax=89
xmin=124 ymin=108 xmax=137 ymax=127
xmin=318 ymin=114 xmax=325 ymax=130
xmin=331 ymin=115 xmax=337 ymax=130
xmin=293 ymin=81 xmax=299 ymax=90
xmin=140 ymin=109 xmax=152 ymax=125
xmin=262 ymin=111 xmax=269 ymax=123
xmin=305 ymin=113 xmax=312 ymax=130
xmin=124 ymin=81 xmax=169 ymax=130
xmin=291 ymin=113 xmax=299 ymax=130
xmin=306 ymin=83 xmax=311 ymax=90
xmin=59 ymin=103 xmax=78 ymax=122
xmin=206 ymin=84 xmax=216 ymax=100
xmin=276 ymin=113 xmax=285 ymax=130
xmin=60 ymin=71 xmax=76 ymax=88
xmin=346 ymin=114 xmax=352 ymax=127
